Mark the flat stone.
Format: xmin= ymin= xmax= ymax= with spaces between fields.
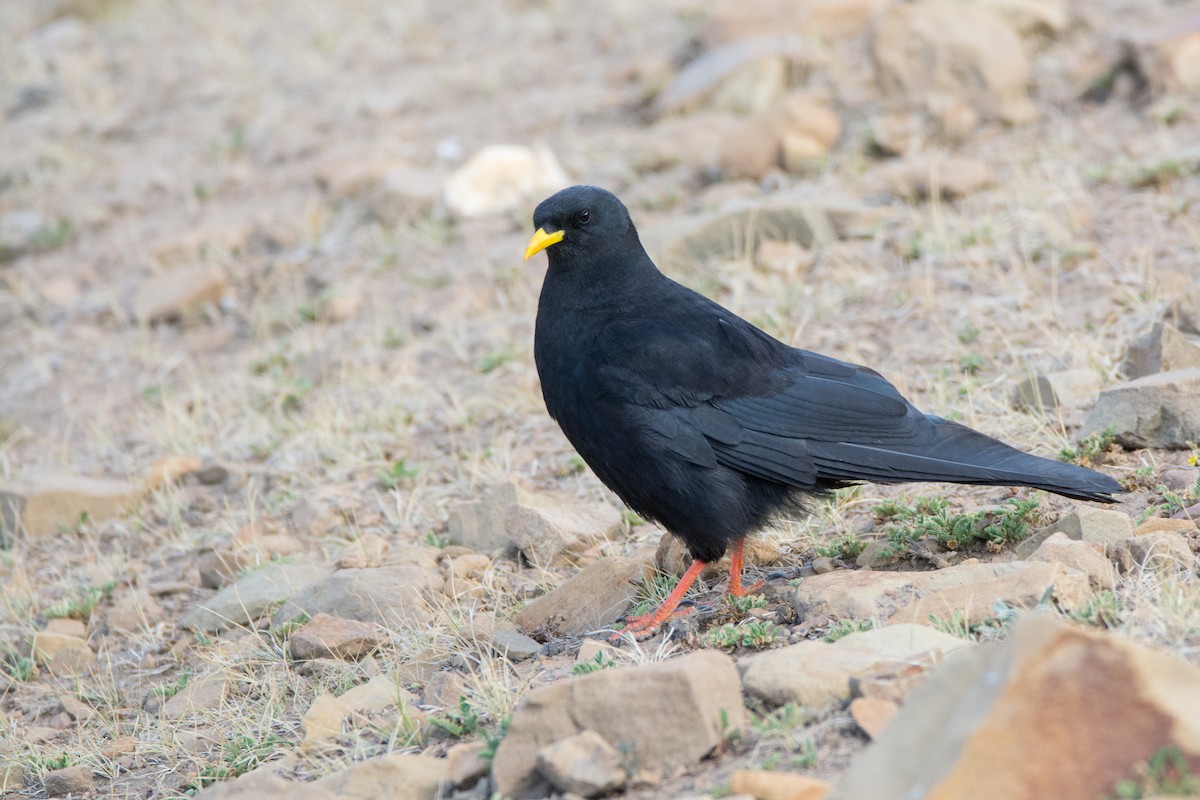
xmin=447 ymin=482 xmax=519 ymax=553
xmin=830 ymin=616 xmax=1200 ymax=800
xmin=161 ymin=675 xmax=230 ymax=719
xmin=105 ymin=588 xmax=165 ymax=633
xmin=42 ymin=765 xmax=92 ymax=797
xmin=133 ymin=265 xmax=228 ymax=324
xmin=653 ymin=35 xmax=814 ymax=116
xmin=729 ymin=770 xmax=830 ymax=800
xmin=273 ymin=565 xmax=441 ymax=628
xmin=794 ymin=561 xmax=1090 ymax=625
xmin=490 ymin=629 xmax=541 ymax=661
xmin=144 ymin=454 xmax=203 ymax=491
xmin=739 ymin=624 xmax=971 ymax=707
xmin=1108 ymin=533 xmax=1196 ymax=576
xmin=447 ymin=740 xmax=490 ymax=789
xmin=181 ymin=562 xmax=332 ymax=632
xmin=443 ymin=144 xmax=569 ymax=218
xmin=1120 ymin=323 xmax=1200 ymax=380
xmin=643 ymin=191 xmax=878 ymax=274
xmin=536 ymin=730 xmax=626 ymax=797
xmin=506 ymin=498 xmax=623 ymax=567
xmin=879 ymin=154 xmax=994 ymax=200
xmin=1026 ymin=533 xmax=1116 ymax=589
xmin=289 ymin=613 xmax=386 ymax=661
xmin=849 ymin=697 xmax=899 ymax=740
xmin=301 ymin=674 xmax=421 ymax=747
xmin=312 ymin=753 xmax=447 ymax=800
xmin=493 ymin=650 xmax=744 ymax=799
xmin=1012 ymin=369 xmax=1103 ymax=413
xmin=0 ymin=473 xmax=141 ymax=544
xmin=1081 ymin=368 xmax=1200 ymax=450
xmin=1014 ymin=506 xmax=1134 ymax=558
xmin=0 ymin=764 xmax=25 ymax=792
xmin=1135 ymin=517 xmax=1199 ymax=536
xmin=515 ymin=557 xmax=653 ymax=638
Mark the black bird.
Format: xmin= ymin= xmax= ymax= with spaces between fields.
xmin=524 ymin=185 xmax=1122 ymax=640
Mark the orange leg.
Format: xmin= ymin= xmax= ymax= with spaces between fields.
xmin=727 ymin=537 xmax=765 ymax=597
xmin=611 ymin=559 xmax=707 ymax=642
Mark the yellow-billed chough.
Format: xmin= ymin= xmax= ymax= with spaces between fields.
xmin=524 ymin=185 xmax=1122 ymax=640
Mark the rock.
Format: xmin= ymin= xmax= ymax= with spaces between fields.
xmin=576 ymin=639 xmax=620 ymax=666
xmin=1026 ymin=533 xmax=1116 ymax=589
xmin=42 ymin=765 xmax=92 ymax=797
xmin=443 ymin=145 xmax=569 ymax=218
xmin=812 ymin=556 xmax=837 ymax=574
xmin=273 ymin=565 xmax=441 ymax=628
xmin=653 ymin=36 xmax=813 ymax=117
xmin=879 ymin=155 xmax=994 ymax=200
xmin=105 ymin=588 xmax=165 ymax=633
xmin=1166 ymin=284 xmax=1200 ymax=335
xmin=447 ymin=482 xmax=519 ymax=553
xmin=133 ymin=266 xmax=228 ymax=324
xmin=1109 ymin=533 xmax=1195 ymax=576
xmin=643 ymin=191 xmax=878 ymax=274
xmin=0 ymin=473 xmax=141 ymax=544
xmin=849 ymin=697 xmax=898 ymax=740
xmin=0 ymin=209 xmax=48 ymax=258
xmin=794 ymin=561 xmax=1089 ymax=625
xmin=288 ymin=614 xmax=386 ymax=661
xmin=493 ymin=650 xmax=744 ymax=799
xmin=1014 ymin=506 xmax=1134 ymax=558
xmin=421 ymin=671 xmax=467 ymax=709
xmin=447 ymin=740 xmax=490 ymax=788
xmin=316 ymin=154 xmax=441 ymax=220
xmin=977 ymin=0 xmax=1068 ymax=37
xmin=717 ymin=116 xmax=783 ymax=180
xmin=30 ymin=631 xmax=89 ymax=667
xmin=729 ymin=770 xmax=831 ymax=800
xmin=855 ymin=539 xmax=900 ymax=569
xmin=490 ymin=629 xmax=541 ymax=661
xmin=868 ymin=112 xmax=918 ymax=157
xmin=193 ymin=464 xmax=230 ymax=485
xmin=1135 ymin=517 xmax=1198 ymax=536
xmin=703 ymin=0 xmax=890 ymax=45
xmin=335 ymin=533 xmax=390 ymax=569
xmin=313 ymin=753 xmax=447 ymax=800
xmin=739 ymin=624 xmax=971 ymax=707
xmin=181 ymin=562 xmax=332 ymax=632
xmin=302 ymin=675 xmax=421 ymax=747
xmin=0 ymin=764 xmax=25 ymax=792
xmin=776 ymin=92 xmax=841 ymax=169
xmin=515 ymin=557 xmax=653 ymax=638
xmin=1123 ymin=13 xmax=1200 ymax=94
xmin=196 ymin=547 xmax=246 ymax=590
xmin=1081 ymin=368 xmax=1200 ymax=450
xmin=871 ymin=1 xmax=1034 ymax=134
xmin=144 ymin=454 xmax=203 ymax=491
xmin=506 ymin=497 xmax=623 ymax=567
xmin=1012 ymin=369 xmax=1103 ymax=413
xmin=161 ymin=675 xmax=230 ymax=719
xmin=193 ymin=768 xmax=331 ymax=800
xmin=1119 ymin=323 xmax=1200 ymax=380
xmin=829 ymin=616 xmax=1200 ymax=800
xmin=231 ymin=522 xmax=303 ymax=563
xmin=536 ymin=730 xmax=626 ymax=797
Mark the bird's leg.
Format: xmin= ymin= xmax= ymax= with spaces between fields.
xmin=612 ymin=559 xmax=707 ymax=642
xmin=726 ymin=537 xmax=765 ymax=597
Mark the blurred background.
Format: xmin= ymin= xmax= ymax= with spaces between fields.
xmin=1 ymin=0 xmax=1199 ymax=798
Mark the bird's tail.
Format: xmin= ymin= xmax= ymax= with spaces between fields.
xmin=807 ymin=417 xmax=1123 ymax=503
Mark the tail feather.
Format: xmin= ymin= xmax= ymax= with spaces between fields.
xmin=808 ymin=418 xmax=1123 ymax=503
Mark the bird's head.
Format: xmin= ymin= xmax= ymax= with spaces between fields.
xmin=524 ymin=185 xmax=635 ymax=263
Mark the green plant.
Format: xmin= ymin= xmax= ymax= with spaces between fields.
xmin=43 ymin=581 xmax=117 ymax=620
xmin=377 ymin=459 xmax=419 ymax=489
xmin=479 ymin=716 xmax=509 ymax=762
xmin=153 ymin=669 xmax=193 ymax=700
xmin=728 ymin=593 xmax=768 ymax=614
xmin=629 ymin=573 xmax=682 ymax=618
xmin=814 ymin=531 xmax=866 ymax=559
xmin=959 ymin=353 xmax=985 ymax=375
xmin=751 ymin=703 xmax=810 ymax=739
xmin=1070 ymin=590 xmax=1121 ymax=629
xmin=875 ymin=496 xmax=1041 ymax=554
xmin=1140 ymin=477 xmax=1200 ymax=522
xmin=823 ymin=619 xmax=875 ymax=643
xmin=621 ymin=509 xmax=646 ymax=526
xmin=1059 ymin=424 xmax=1117 ymax=466
xmin=430 ymin=696 xmax=482 ymax=738
xmin=477 ymin=349 xmax=516 ymax=374
xmin=1109 ymin=746 xmax=1199 ymax=798
xmin=423 ymin=531 xmax=450 ymax=548
xmin=2 ymin=655 xmax=36 ymax=683
xmin=27 ymin=752 xmax=72 ymax=773
xmin=571 ymin=650 xmax=617 ymax=675
xmin=706 ymin=621 xmax=781 ymax=650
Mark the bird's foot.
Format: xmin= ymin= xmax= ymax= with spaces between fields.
xmin=726 ymin=578 xmax=765 ymax=598
xmin=609 ymin=605 xmax=695 ymax=643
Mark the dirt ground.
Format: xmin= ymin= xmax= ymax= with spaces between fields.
xmin=1 ymin=0 xmax=1199 ymax=798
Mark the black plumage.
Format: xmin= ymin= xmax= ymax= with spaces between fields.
xmin=525 ymin=185 xmax=1122 ymax=638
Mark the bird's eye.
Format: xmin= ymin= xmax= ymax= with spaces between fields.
xmin=576 ymin=209 xmax=591 ymax=225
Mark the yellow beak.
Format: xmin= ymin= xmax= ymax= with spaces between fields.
xmin=524 ymin=227 xmax=565 ymax=261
